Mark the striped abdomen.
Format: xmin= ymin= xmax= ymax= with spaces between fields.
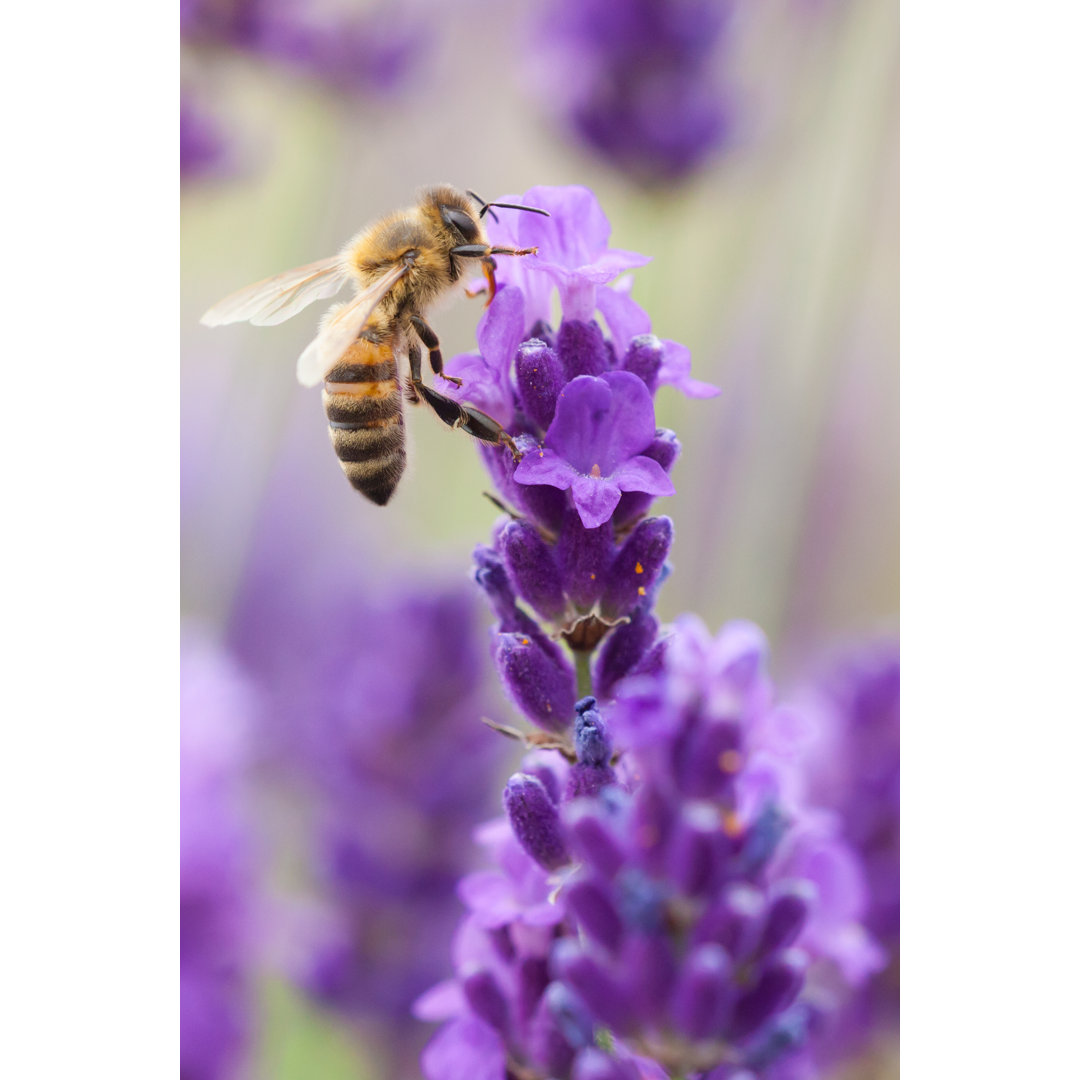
xmin=322 ymin=336 xmax=405 ymax=505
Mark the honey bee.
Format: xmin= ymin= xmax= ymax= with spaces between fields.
xmin=201 ymin=185 xmax=548 ymax=505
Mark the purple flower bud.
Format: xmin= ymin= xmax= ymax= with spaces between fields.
xmin=613 ymin=430 xmax=681 ymax=528
xmin=462 ymin=969 xmax=510 ymax=1034
xmin=557 ymin=319 xmax=610 ymax=378
xmin=615 ymin=868 xmax=666 ymax=934
xmin=522 ymin=754 xmax=564 ymax=806
xmin=621 ymin=334 xmax=664 ymax=393
xmin=552 ymin=941 xmax=635 ymax=1032
xmin=601 ymin=516 xmax=672 ymax=619
xmin=632 ymin=783 xmax=675 ymax=876
xmin=594 ymin=608 xmax=659 ymax=699
xmin=694 ymin=884 xmax=766 ymax=962
xmin=566 ymin=879 xmax=623 ymax=954
xmin=666 ymin=807 xmax=719 ymax=896
xmin=735 ymin=802 xmax=788 ymax=876
xmin=621 ymin=931 xmax=677 ymax=1021
xmin=673 ymin=717 xmax=742 ymax=799
xmin=758 ymin=882 xmax=816 ymax=955
xmin=573 ymin=698 xmax=612 ymax=765
xmin=572 ymin=1048 xmax=639 ymax=1080
xmin=498 ymin=520 xmax=566 ymax=622
xmin=671 ymin=944 xmax=734 ymax=1040
xmin=556 ymin=515 xmax=613 ymax=610
xmin=494 ymin=633 xmax=576 ymax=731
xmin=729 ymin=949 xmax=808 ymax=1041
xmin=529 ymin=991 xmax=579 ymax=1078
xmin=517 ymin=955 xmax=549 ymax=1026
xmin=473 ymin=545 xmax=518 ymax=625
xmin=516 ymin=339 xmax=565 ymax=430
xmin=565 ymin=805 xmax=626 ymax=879
xmin=504 ymin=773 xmax=570 ymax=870
xmin=541 ymin=981 xmax=594 ymax=1050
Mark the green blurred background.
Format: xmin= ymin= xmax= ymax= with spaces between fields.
xmin=181 ymin=1 xmax=897 ymax=1074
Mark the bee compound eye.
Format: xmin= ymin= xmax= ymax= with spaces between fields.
xmin=440 ymin=206 xmax=479 ymax=242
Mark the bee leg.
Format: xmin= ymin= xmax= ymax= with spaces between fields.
xmin=449 ymin=246 xmax=538 ymax=309
xmin=414 ymin=382 xmax=522 ymax=462
xmin=410 ymin=315 xmax=462 ymax=387
xmin=404 ymin=344 xmax=422 ymax=404
xmin=481 ymin=256 xmax=497 ymax=307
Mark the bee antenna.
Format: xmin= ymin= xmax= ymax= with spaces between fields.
xmin=486 ymin=202 xmax=551 ymax=218
xmin=466 ymin=189 xmax=500 ymax=224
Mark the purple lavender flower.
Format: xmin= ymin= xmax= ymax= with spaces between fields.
xmin=419 ymin=625 xmax=884 ymax=1080
xmin=440 ymin=187 xmax=714 ymax=729
xmin=180 ymin=631 xmax=257 ymax=1080
xmin=228 ymin=568 xmax=508 ymax=1029
xmin=515 ymin=373 xmax=675 ymax=530
xmin=180 ymin=91 xmax=229 ymax=181
xmin=531 ymin=0 xmax=738 ymax=184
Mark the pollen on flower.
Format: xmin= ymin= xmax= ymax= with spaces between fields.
xmin=635 ymin=562 xmax=644 ymax=574
xmin=719 ymin=750 xmax=742 ymax=774
xmin=590 ymin=573 xmax=596 ymax=580
xmin=589 ymin=463 xmax=602 ymax=477
xmin=637 ymin=586 xmax=646 ymax=596
xmin=522 ymin=638 xmax=531 ymax=645
xmin=722 ymin=810 xmax=742 ymax=838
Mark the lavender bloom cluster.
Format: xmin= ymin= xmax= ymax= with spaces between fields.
xmin=418 ymin=626 xmax=885 ymax=1080
xmin=443 ymin=185 xmax=717 ymax=728
xmin=533 ymin=0 xmax=737 ymax=184
xmin=229 ymin=574 xmax=507 ymax=1028
xmin=180 ymin=632 xmax=258 ymax=1080
xmin=415 ymin=187 xmax=885 ymax=1079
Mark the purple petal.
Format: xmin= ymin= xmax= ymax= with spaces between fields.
xmin=610 ymin=456 xmax=676 ymax=497
xmin=596 ymin=279 xmax=651 ymax=356
xmin=420 ymin=1016 xmax=505 ymax=1080
xmin=413 ymin=979 xmax=465 ymax=1022
xmin=546 ymin=372 xmax=657 ymax=475
xmin=514 ymin=447 xmax=576 ymax=490
xmin=477 ymin=285 xmax=525 ymax=375
xmin=443 ymin=353 xmax=513 ymax=427
xmin=658 ymin=339 xmax=721 ymax=398
xmin=570 ymin=474 xmax=623 ymax=529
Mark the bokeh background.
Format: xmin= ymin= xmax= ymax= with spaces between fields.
xmin=181 ymin=1 xmax=898 ymax=1077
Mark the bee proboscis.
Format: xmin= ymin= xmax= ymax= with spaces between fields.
xmin=200 ymin=185 xmax=548 ymax=505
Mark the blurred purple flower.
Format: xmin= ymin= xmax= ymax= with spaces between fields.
xmin=228 ymin=567 xmax=508 ymax=1027
xmin=180 ymin=92 xmax=229 ymax=181
xmin=532 ymin=0 xmax=738 ymax=184
xmin=180 ymin=631 xmax=257 ymax=1080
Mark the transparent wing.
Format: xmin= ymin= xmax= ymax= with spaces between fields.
xmin=295 ymin=262 xmax=410 ymax=387
xmin=200 ymin=256 xmax=351 ymax=327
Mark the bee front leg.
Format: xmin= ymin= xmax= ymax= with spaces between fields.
xmin=410 ymin=315 xmax=462 ymax=387
xmin=449 ymin=246 xmax=538 ymax=308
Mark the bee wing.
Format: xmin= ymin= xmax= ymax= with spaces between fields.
xmin=200 ymin=256 xmax=351 ymax=328
xmin=295 ymin=262 xmax=410 ymax=387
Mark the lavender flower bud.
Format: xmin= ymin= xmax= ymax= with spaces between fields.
xmin=673 ymin=717 xmax=742 ymax=799
xmin=557 ymin=319 xmax=609 ymax=378
xmin=517 ymin=955 xmax=550 ymax=1027
xmin=529 ymin=991 xmax=580 ymax=1078
xmin=556 ymin=515 xmax=613 ymax=610
xmin=566 ymin=879 xmax=623 ymax=954
xmin=632 ymin=783 xmax=675 ymax=876
xmin=613 ymin=429 xmax=681 ymax=527
xmin=504 ymin=773 xmax=570 ymax=870
xmin=565 ymin=804 xmax=626 ymax=879
xmin=594 ymin=608 xmax=660 ymax=699
xmin=516 ymin=339 xmax=564 ymax=429
xmin=729 ymin=950 xmax=808 ymax=1041
xmin=622 ymin=932 xmax=677 ymax=1021
xmin=694 ymin=884 xmax=766 ymax=962
xmin=758 ymin=882 xmax=816 ymax=955
xmin=666 ymin=807 xmax=719 ymax=896
xmin=462 ymin=969 xmax=510 ymax=1034
xmin=600 ymin=516 xmax=672 ymax=619
xmin=498 ymin=519 xmax=566 ymax=622
xmin=541 ymin=981 xmax=594 ymax=1050
xmin=567 ymin=697 xmax=617 ymax=798
xmin=552 ymin=941 xmax=635 ymax=1032
xmin=494 ymin=633 xmax=576 ymax=731
xmin=473 ymin=544 xmax=518 ymax=625
xmin=670 ymin=944 xmax=734 ymax=1040
xmin=621 ymin=334 xmax=664 ymax=393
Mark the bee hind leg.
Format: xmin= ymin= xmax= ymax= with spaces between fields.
xmin=413 ymin=380 xmax=521 ymax=463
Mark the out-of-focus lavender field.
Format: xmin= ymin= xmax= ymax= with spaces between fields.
xmin=181 ymin=2 xmax=897 ymax=1078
